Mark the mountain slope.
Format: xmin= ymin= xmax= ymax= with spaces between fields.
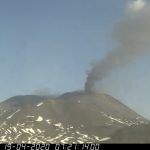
xmin=0 ymin=92 xmax=148 ymax=143
xmin=107 ymin=124 xmax=150 ymax=143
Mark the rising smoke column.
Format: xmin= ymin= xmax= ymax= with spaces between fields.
xmin=85 ymin=0 xmax=150 ymax=93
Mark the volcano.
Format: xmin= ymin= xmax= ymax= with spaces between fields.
xmin=0 ymin=92 xmax=149 ymax=143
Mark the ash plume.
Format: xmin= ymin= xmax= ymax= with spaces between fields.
xmin=85 ymin=0 xmax=150 ymax=93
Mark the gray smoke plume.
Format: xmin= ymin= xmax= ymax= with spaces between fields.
xmin=85 ymin=0 xmax=150 ymax=93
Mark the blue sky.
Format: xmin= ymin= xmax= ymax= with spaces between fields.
xmin=0 ymin=0 xmax=150 ymax=119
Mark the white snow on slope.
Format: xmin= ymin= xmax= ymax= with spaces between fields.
xmin=37 ymin=129 xmax=42 ymax=133
xmin=54 ymin=122 xmax=64 ymax=130
xmin=21 ymin=128 xmax=35 ymax=134
xmin=69 ymin=126 xmax=74 ymax=129
xmin=61 ymin=137 xmax=74 ymax=144
xmin=94 ymin=136 xmax=111 ymax=142
xmin=47 ymin=134 xmax=64 ymax=142
xmin=101 ymin=112 xmax=132 ymax=126
xmin=77 ymin=140 xmax=84 ymax=144
xmin=100 ymin=112 xmax=148 ymax=126
xmin=10 ymin=127 xmax=17 ymax=133
xmin=7 ymin=109 xmax=21 ymax=119
xmin=16 ymin=123 xmax=25 ymax=127
xmin=36 ymin=102 xmax=43 ymax=107
xmin=76 ymin=131 xmax=88 ymax=138
xmin=46 ymin=119 xmax=51 ymax=124
xmin=108 ymin=116 xmax=125 ymax=124
xmin=0 ymin=135 xmax=7 ymax=142
xmin=36 ymin=116 xmax=43 ymax=122
xmin=26 ymin=115 xmax=34 ymax=118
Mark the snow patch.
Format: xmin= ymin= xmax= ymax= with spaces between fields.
xmin=108 ymin=116 xmax=125 ymax=124
xmin=37 ymin=129 xmax=42 ymax=133
xmin=70 ymin=126 xmax=74 ymax=129
xmin=94 ymin=136 xmax=111 ymax=142
xmin=36 ymin=116 xmax=43 ymax=122
xmin=7 ymin=109 xmax=21 ymax=119
xmin=21 ymin=128 xmax=35 ymax=134
xmin=61 ymin=137 xmax=74 ymax=144
xmin=7 ymin=129 xmax=11 ymax=134
xmin=26 ymin=115 xmax=34 ymax=118
xmin=76 ymin=131 xmax=89 ymax=138
xmin=47 ymin=134 xmax=63 ymax=142
xmin=11 ymin=127 xmax=17 ymax=133
xmin=27 ymin=128 xmax=35 ymax=134
xmin=46 ymin=119 xmax=51 ymax=124
xmin=54 ymin=122 xmax=62 ymax=127
xmin=15 ymin=134 xmax=21 ymax=140
xmin=16 ymin=123 xmax=25 ymax=127
xmin=54 ymin=122 xmax=64 ymax=130
xmin=0 ymin=135 xmax=7 ymax=142
xmin=77 ymin=140 xmax=84 ymax=144
xmin=36 ymin=102 xmax=43 ymax=107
